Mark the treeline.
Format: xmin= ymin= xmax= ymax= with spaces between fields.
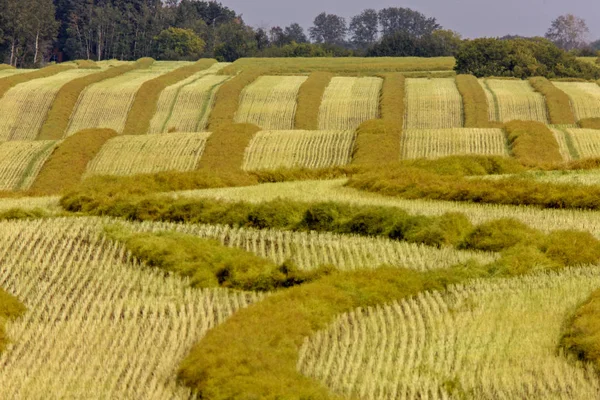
xmin=0 ymin=1 xmax=462 ymax=66
xmin=1 ymin=1 xmax=598 ymax=70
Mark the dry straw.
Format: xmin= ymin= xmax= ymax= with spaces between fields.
xmin=39 ymin=58 xmax=154 ymax=140
xmin=122 ymin=59 xmax=217 ymax=135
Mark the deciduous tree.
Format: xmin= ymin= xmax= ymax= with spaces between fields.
xmin=545 ymin=14 xmax=589 ymax=51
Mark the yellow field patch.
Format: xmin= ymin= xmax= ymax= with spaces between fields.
xmin=0 ymin=69 xmax=100 ymax=140
xmin=562 ymin=128 xmax=600 ymax=158
xmin=85 ymin=132 xmax=210 ymax=177
xmin=318 ymin=77 xmax=382 ymax=130
xmin=243 ymin=130 xmax=355 ymax=170
xmin=481 ymin=79 xmax=549 ymax=123
xmin=404 ymin=78 xmax=463 ymax=129
xmin=553 ymin=82 xmax=600 ymax=121
xmin=148 ymin=63 xmax=229 ymax=134
xmin=0 ymin=140 xmax=57 ymax=190
xmin=401 ymin=128 xmax=508 ymax=159
xmin=234 ymin=76 xmax=307 ymax=130
xmin=66 ymin=62 xmax=190 ymax=135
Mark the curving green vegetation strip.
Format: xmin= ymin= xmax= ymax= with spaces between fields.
xmin=505 ymin=121 xmax=563 ymax=167
xmin=0 ymin=289 xmax=26 ymax=354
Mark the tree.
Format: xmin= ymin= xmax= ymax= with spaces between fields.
xmin=309 ymin=12 xmax=347 ymax=45
xmin=592 ymin=40 xmax=600 ymax=51
xmin=255 ymin=28 xmax=270 ymax=50
xmin=367 ymin=30 xmax=460 ymax=57
xmin=378 ymin=7 xmax=440 ymax=38
xmin=349 ymin=9 xmax=379 ymax=48
xmin=430 ymin=29 xmax=462 ymax=56
xmin=154 ymin=27 xmax=205 ymax=60
xmin=284 ymin=23 xmax=307 ymax=44
xmin=269 ymin=26 xmax=286 ymax=46
xmin=454 ymin=37 xmax=600 ymax=79
xmin=545 ymin=14 xmax=589 ymax=51
xmin=213 ymin=20 xmax=256 ymax=61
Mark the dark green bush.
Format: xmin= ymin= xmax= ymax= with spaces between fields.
xmin=342 ymin=207 xmax=409 ymax=237
xmin=247 ymin=200 xmax=305 ymax=230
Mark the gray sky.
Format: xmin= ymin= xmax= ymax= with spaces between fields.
xmin=220 ymin=0 xmax=600 ymax=41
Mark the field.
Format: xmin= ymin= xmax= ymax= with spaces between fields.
xmin=0 ymin=68 xmax=100 ymax=140
xmin=3 ymin=57 xmax=600 ymax=399
xmin=480 ymin=79 xmax=549 ymax=123
xmin=401 ymin=128 xmax=509 ymax=159
xmin=235 ymin=76 xmax=307 ymax=129
xmin=404 ymin=78 xmax=463 ymax=129
xmin=0 ymin=218 xmax=261 ymax=398
xmin=85 ymin=132 xmax=210 ymax=177
xmin=0 ymin=140 xmax=57 ymax=190
xmin=243 ymin=130 xmax=356 ymax=170
xmin=318 ymin=77 xmax=383 ymax=130
xmin=552 ymin=82 xmax=600 ymax=121
xmin=66 ymin=61 xmax=190 ymax=135
xmin=148 ymin=63 xmax=229 ymax=133
xmin=299 ymin=268 xmax=600 ymax=399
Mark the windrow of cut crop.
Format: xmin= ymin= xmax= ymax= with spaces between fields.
xmin=197 ymin=123 xmax=260 ymax=183
xmin=208 ymin=69 xmax=266 ymax=129
xmin=73 ymin=60 xmax=101 ymax=69
xmin=0 ymin=63 xmax=75 ymax=100
xmin=30 ymin=129 xmax=117 ymax=195
xmin=561 ymin=288 xmax=600 ymax=371
xmin=352 ymin=73 xmax=404 ymax=166
xmin=122 ymin=59 xmax=217 ymax=135
xmin=505 ymin=121 xmax=563 ymax=167
xmin=38 ymin=58 xmax=153 ymax=140
xmin=529 ymin=77 xmax=576 ymax=125
xmin=455 ymin=74 xmax=494 ymax=127
xmin=294 ymin=72 xmax=334 ymax=130
xmin=579 ymin=118 xmax=600 ymax=129
xmin=0 ymin=288 xmax=26 ymax=354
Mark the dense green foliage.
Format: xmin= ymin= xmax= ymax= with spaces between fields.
xmin=154 ymin=28 xmax=206 ymax=60
xmin=455 ymin=38 xmax=600 ymax=79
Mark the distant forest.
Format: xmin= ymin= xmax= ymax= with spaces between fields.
xmin=0 ymin=0 xmax=598 ymax=67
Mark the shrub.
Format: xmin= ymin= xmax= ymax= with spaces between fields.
xmin=0 ymin=208 xmax=48 ymax=221
xmin=343 ymin=207 xmax=409 ymax=237
xmin=294 ymin=71 xmax=333 ymax=130
xmin=541 ymin=230 xmax=600 ymax=266
xmin=301 ymin=202 xmax=351 ymax=232
xmin=460 ymin=218 xmax=541 ymax=252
